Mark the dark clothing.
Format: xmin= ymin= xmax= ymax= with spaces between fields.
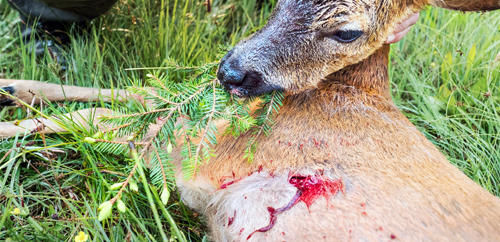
xmin=7 ymin=0 xmax=118 ymax=22
xmin=6 ymin=0 xmax=119 ymax=65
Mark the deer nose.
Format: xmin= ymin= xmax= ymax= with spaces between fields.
xmin=217 ymin=55 xmax=245 ymax=86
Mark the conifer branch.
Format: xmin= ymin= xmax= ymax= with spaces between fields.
xmin=193 ymin=81 xmax=217 ymax=176
xmin=128 ymin=86 xmax=175 ymax=104
xmin=105 ymin=108 xmax=175 ymax=119
xmin=153 ymin=147 xmax=169 ymax=190
xmin=94 ymin=139 xmax=149 ymax=146
xmin=110 ymin=109 xmax=176 ymax=204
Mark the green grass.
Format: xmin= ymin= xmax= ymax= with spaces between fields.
xmin=390 ymin=9 xmax=500 ymax=193
xmin=1 ymin=0 xmax=499 ymax=241
xmin=0 ymin=0 xmax=276 ymax=241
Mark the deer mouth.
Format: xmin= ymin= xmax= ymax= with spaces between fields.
xmin=221 ymin=70 xmax=283 ymax=98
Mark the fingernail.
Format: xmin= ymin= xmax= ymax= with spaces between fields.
xmin=386 ymin=35 xmax=395 ymax=43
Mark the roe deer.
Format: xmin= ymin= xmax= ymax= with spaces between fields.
xmin=2 ymin=0 xmax=500 ymax=241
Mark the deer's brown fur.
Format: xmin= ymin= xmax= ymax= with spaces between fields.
xmin=2 ymin=0 xmax=500 ymax=241
xmin=177 ymin=45 xmax=500 ymax=242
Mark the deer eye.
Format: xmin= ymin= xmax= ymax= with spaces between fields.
xmin=331 ymin=30 xmax=363 ymax=43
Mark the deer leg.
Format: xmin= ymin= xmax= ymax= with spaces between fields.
xmin=0 ymin=79 xmax=149 ymax=106
xmin=0 ymin=108 xmax=117 ymax=138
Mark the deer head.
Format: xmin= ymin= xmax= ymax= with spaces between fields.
xmin=217 ymin=0 xmax=500 ymax=97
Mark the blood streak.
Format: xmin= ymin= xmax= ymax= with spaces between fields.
xmin=219 ymin=172 xmax=241 ymax=189
xmin=220 ymin=181 xmax=235 ymax=189
xmin=247 ymin=175 xmax=343 ymax=240
xmin=228 ymin=210 xmax=236 ymax=226
xmin=247 ymin=191 xmax=302 ymax=240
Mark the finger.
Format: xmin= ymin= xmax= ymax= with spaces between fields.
xmin=394 ymin=12 xmax=420 ymax=34
xmin=386 ymin=26 xmax=412 ymax=44
xmin=386 ymin=12 xmax=420 ymax=44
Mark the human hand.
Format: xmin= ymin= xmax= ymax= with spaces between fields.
xmin=386 ymin=13 xmax=420 ymax=44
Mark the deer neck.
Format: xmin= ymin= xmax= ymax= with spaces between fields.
xmin=281 ymin=44 xmax=395 ymax=115
xmin=207 ymin=45 xmax=439 ymax=179
xmin=323 ymin=44 xmax=391 ymax=101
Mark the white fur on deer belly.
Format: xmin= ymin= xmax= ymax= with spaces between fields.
xmin=176 ymin=170 xmax=345 ymax=241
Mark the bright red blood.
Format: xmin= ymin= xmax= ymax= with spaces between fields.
xmin=288 ymin=175 xmax=343 ymax=208
xmin=220 ymin=181 xmax=235 ymax=189
xmin=247 ymin=175 xmax=342 ymax=240
xmin=258 ymin=165 xmax=263 ymax=173
xmin=391 ymin=234 xmax=396 ymax=239
xmin=239 ymin=228 xmax=244 ymax=236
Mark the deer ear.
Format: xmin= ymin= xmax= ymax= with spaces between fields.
xmin=434 ymin=0 xmax=500 ymax=11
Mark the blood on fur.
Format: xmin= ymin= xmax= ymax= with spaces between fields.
xmin=228 ymin=210 xmax=236 ymax=226
xmin=247 ymin=190 xmax=302 ymax=240
xmin=289 ymin=174 xmax=343 ymax=208
xmin=247 ymin=174 xmax=342 ymax=239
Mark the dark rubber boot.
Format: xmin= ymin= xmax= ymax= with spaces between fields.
xmin=7 ymin=0 xmax=118 ymax=22
xmin=7 ymin=0 xmax=118 ymax=65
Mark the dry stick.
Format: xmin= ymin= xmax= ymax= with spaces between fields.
xmin=36 ymin=100 xmax=47 ymax=147
xmin=28 ymin=96 xmax=37 ymax=117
